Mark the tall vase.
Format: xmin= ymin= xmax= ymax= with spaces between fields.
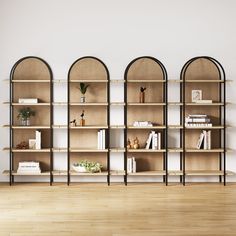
xmin=139 ymin=91 xmax=145 ymax=103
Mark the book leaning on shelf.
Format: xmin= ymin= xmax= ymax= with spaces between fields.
xmin=197 ymin=130 xmax=211 ymax=149
xmin=17 ymin=161 xmax=41 ymax=174
xmin=145 ymin=131 xmax=161 ymax=150
xmin=97 ymin=129 xmax=106 ymax=149
xmin=185 ymin=114 xmax=212 ymax=127
xmin=127 ymin=157 xmax=136 ymax=173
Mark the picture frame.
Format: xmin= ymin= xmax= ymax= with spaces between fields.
xmin=191 ymin=90 xmax=202 ymax=102
xmin=29 ymin=139 xmax=36 ymax=149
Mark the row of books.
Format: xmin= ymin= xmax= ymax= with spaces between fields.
xmin=18 ymin=98 xmax=38 ymax=104
xmin=97 ymin=129 xmax=106 ymax=149
xmin=133 ymin=121 xmax=153 ymax=127
xmin=17 ymin=161 xmax=41 ymax=174
xmin=197 ymin=130 xmax=211 ymax=149
xmin=145 ymin=131 xmax=161 ymax=150
xmin=185 ymin=114 xmax=212 ymax=127
xmin=127 ymin=157 xmax=136 ymax=173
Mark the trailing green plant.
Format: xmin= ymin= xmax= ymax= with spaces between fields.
xmin=73 ymin=160 xmax=102 ymax=173
xmin=78 ymin=83 xmax=90 ymax=95
xmin=17 ymin=107 xmax=35 ymax=120
xmin=140 ymin=87 xmax=146 ymax=92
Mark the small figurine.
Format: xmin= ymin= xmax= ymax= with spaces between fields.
xmin=80 ymin=110 xmax=85 ymax=126
xmin=139 ymin=87 xmax=146 ymax=103
xmin=127 ymin=139 xmax=132 ymax=149
xmin=133 ymin=137 xmax=140 ymax=149
xmin=70 ymin=119 xmax=77 ymax=127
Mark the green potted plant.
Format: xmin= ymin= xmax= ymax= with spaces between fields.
xmin=72 ymin=160 xmax=102 ymax=173
xmin=139 ymin=87 xmax=146 ymax=103
xmin=17 ymin=107 xmax=35 ymax=126
xmin=77 ymin=83 xmax=90 ymax=103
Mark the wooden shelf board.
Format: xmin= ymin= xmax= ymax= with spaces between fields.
xmin=3 ymin=170 xmax=50 ymax=176
xmin=110 ymin=102 xmax=125 ymax=106
xmin=110 ymin=125 xmax=125 ymax=129
xmin=12 ymin=80 xmax=50 ymax=83
xmin=70 ymin=103 xmax=108 ymax=106
xmin=128 ymin=171 xmax=166 ymax=176
xmin=70 ymin=170 xmax=108 ymax=176
xmin=185 ymin=103 xmax=225 ymax=106
xmin=168 ymin=148 xmax=183 ymax=153
xmin=185 ymin=80 xmax=226 ymax=83
xmin=168 ymin=125 xmax=183 ymax=129
xmin=185 ymin=170 xmax=235 ymax=176
xmin=127 ymin=80 xmax=166 ymax=83
xmin=127 ymin=103 xmax=166 ymax=106
xmin=52 ymin=80 xmax=67 ymax=83
xmin=52 ymin=125 xmax=68 ymax=129
xmin=127 ymin=149 xmax=166 ymax=153
xmin=4 ymin=102 xmax=51 ymax=106
xmin=168 ymin=102 xmax=183 ymax=106
xmin=52 ymin=148 xmax=67 ymax=153
xmin=110 ymin=148 xmax=125 ymax=153
xmin=52 ymin=170 xmax=67 ymax=176
xmin=110 ymin=80 xmax=125 ymax=83
xmin=128 ymin=126 xmax=166 ymax=129
xmin=69 ymin=148 xmax=108 ymax=152
xmin=53 ymin=102 xmax=67 ymax=106
xmin=3 ymin=125 xmax=50 ymax=129
xmin=110 ymin=170 xmax=125 ymax=176
xmin=3 ymin=148 xmax=50 ymax=152
xmin=185 ymin=149 xmax=231 ymax=153
xmin=70 ymin=126 xmax=108 ymax=129
xmin=70 ymin=79 xmax=108 ymax=82
xmin=168 ymin=80 xmax=183 ymax=83
xmin=185 ymin=126 xmax=224 ymax=129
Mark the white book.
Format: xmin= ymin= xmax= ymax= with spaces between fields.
xmin=197 ymin=133 xmax=205 ymax=149
xmin=99 ymin=130 xmax=102 ymax=149
xmin=19 ymin=161 xmax=40 ymax=167
xmin=203 ymin=130 xmax=207 ymax=150
xmin=127 ymin=158 xmax=132 ymax=173
xmin=18 ymin=98 xmax=38 ymax=104
xmin=145 ymin=132 xmax=153 ymax=149
xmin=152 ymin=133 xmax=158 ymax=150
xmin=35 ymin=130 xmax=41 ymax=150
xmin=102 ymin=129 xmax=106 ymax=149
xmin=189 ymin=114 xmax=207 ymax=118
xmin=132 ymin=157 xmax=136 ymax=173
xmin=97 ymin=130 xmax=101 ymax=149
xmin=158 ymin=133 xmax=161 ymax=150
xmin=150 ymin=131 xmax=155 ymax=150
xmin=208 ymin=131 xmax=211 ymax=149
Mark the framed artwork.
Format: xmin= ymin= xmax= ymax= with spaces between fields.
xmin=191 ymin=90 xmax=202 ymax=102
xmin=29 ymin=139 xmax=36 ymax=149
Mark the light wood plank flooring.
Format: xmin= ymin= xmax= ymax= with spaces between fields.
xmin=0 ymin=183 xmax=236 ymax=236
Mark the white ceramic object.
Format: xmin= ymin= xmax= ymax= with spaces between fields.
xmin=72 ymin=165 xmax=87 ymax=173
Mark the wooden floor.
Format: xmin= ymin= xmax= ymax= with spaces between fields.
xmin=0 ymin=183 xmax=236 ymax=236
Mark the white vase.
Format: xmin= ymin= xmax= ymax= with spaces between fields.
xmin=20 ymin=118 xmax=30 ymax=126
xmin=80 ymin=96 xmax=85 ymax=103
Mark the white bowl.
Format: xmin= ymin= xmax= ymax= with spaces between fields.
xmin=72 ymin=165 xmax=87 ymax=173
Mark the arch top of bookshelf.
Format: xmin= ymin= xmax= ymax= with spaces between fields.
xmin=11 ymin=56 xmax=52 ymax=81
xmin=125 ymin=56 xmax=167 ymax=82
xmin=181 ymin=56 xmax=225 ymax=82
xmin=68 ymin=56 xmax=109 ymax=82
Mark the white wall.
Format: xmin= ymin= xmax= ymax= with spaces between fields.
xmin=0 ymin=0 xmax=236 ymax=182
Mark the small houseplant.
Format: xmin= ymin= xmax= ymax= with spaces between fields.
xmin=78 ymin=83 xmax=90 ymax=103
xmin=139 ymin=87 xmax=146 ymax=103
xmin=80 ymin=110 xmax=85 ymax=126
xmin=17 ymin=107 xmax=35 ymax=126
xmin=72 ymin=160 xmax=102 ymax=173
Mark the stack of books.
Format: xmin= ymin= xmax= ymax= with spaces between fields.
xmin=97 ymin=129 xmax=106 ymax=149
xmin=145 ymin=131 xmax=161 ymax=150
xmin=17 ymin=161 xmax=41 ymax=174
xmin=197 ymin=130 xmax=212 ymax=149
xmin=18 ymin=98 xmax=38 ymax=104
xmin=133 ymin=121 xmax=153 ymax=127
xmin=185 ymin=114 xmax=212 ymax=127
xmin=127 ymin=157 xmax=136 ymax=173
